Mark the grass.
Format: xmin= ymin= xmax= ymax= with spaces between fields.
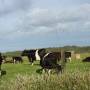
xmin=0 ymin=61 xmax=41 ymax=81
xmin=0 ymin=72 xmax=90 ymax=90
xmin=65 ymin=60 xmax=90 ymax=73
xmin=0 ymin=54 xmax=90 ymax=90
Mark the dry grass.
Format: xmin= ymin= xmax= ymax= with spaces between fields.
xmin=1 ymin=71 xmax=90 ymax=90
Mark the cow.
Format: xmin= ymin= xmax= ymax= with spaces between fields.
xmin=0 ymin=52 xmax=3 ymax=76
xmin=40 ymin=52 xmax=62 ymax=74
xmin=2 ymin=55 xmax=7 ymax=63
xmin=65 ymin=51 xmax=72 ymax=62
xmin=82 ymin=57 xmax=90 ymax=62
xmin=21 ymin=49 xmax=46 ymax=65
xmin=0 ymin=53 xmax=3 ymax=71
xmin=12 ymin=56 xmax=23 ymax=64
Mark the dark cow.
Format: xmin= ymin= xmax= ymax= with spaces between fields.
xmin=12 ymin=56 xmax=23 ymax=64
xmin=40 ymin=52 xmax=62 ymax=74
xmin=82 ymin=57 xmax=90 ymax=62
xmin=21 ymin=49 xmax=46 ymax=65
xmin=0 ymin=53 xmax=3 ymax=76
xmin=0 ymin=53 xmax=3 ymax=70
xmin=0 ymin=53 xmax=6 ymax=76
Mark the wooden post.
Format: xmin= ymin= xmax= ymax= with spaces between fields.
xmin=61 ymin=50 xmax=66 ymax=71
xmin=71 ymin=51 xmax=75 ymax=60
xmin=61 ymin=50 xmax=65 ymax=60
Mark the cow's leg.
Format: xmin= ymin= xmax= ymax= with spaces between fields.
xmin=18 ymin=59 xmax=21 ymax=64
xmin=28 ymin=58 xmax=32 ymax=64
xmin=0 ymin=65 xmax=1 ymax=71
xmin=69 ymin=57 xmax=71 ymax=62
xmin=13 ymin=59 xmax=16 ymax=64
xmin=12 ymin=58 xmax=16 ymax=64
xmin=0 ymin=64 xmax=1 ymax=76
xmin=42 ymin=68 xmax=49 ymax=74
xmin=56 ymin=65 xmax=62 ymax=74
xmin=47 ymin=69 xmax=51 ymax=75
xmin=31 ymin=58 xmax=35 ymax=66
xmin=2 ymin=60 xmax=4 ymax=64
xmin=42 ymin=68 xmax=45 ymax=74
xmin=21 ymin=59 xmax=23 ymax=63
xmin=31 ymin=63 xmax=33 ymax=66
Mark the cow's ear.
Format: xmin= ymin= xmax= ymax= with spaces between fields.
xmin=24 ymin=49 xmax=27 ymax=51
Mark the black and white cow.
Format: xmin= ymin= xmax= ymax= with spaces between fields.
xmin=12 ymin=56 xmax=23 ymax=64
xmin=65 ymin=51 xmax=72 ymax=62
xmin=21 ymin=49 xmax=46 ymax=65
xmin=40 ymin=52 xmax=62 ymax=74
xmin=22 ymin=49 xmax=62 ymax=74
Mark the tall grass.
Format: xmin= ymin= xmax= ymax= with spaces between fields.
xmin=1 ymin=71 xmax=90 ymax=90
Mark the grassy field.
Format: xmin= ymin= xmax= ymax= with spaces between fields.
xmin=0 ymin=53 xmax=90 ymax=90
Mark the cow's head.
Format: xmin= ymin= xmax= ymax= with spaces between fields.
xmin=21 ymin=50 xmax=30 ymax=56
xmin=38 ymin=48 xmax=46 ymax=57
xmin=0 ymin=53 xmax=2 ymax=56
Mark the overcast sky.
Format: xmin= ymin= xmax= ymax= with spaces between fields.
xmin=0 ymin=0 xmax=90 ymax=52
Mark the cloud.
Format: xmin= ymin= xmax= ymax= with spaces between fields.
xmin=0 ymin=1 xmax=90 ymax=51
xmin=0 ymin=0 xmax=31 ymax=16
xmin=19 ymin=4 xmax=90 ymax=34
xmin=0 ymin=2 xmax=90 ymax=39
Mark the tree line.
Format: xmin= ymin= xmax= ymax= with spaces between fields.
xmin=2 ymin=46 xmax=90 ymax=57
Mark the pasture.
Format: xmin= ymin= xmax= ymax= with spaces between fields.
xmin=0 ymin=53 xmax=90 ymax=90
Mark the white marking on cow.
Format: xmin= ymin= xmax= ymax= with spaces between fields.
xmin=13 ymin=59 xmax=16 ymax=64
xmin=31 ymin=63 xmax=34 ymax=66
xmin=35 ymin=50 xmax=41 ymax=60
xmin=42 ymin=69 xmax=45 ymax=74
xmin=43 ymin=53 xmax=50 ymax=60
xmin=2 ymin=60 xmax=5 ymax=64
xmin=68 ymin=57 xmax=71 ymax=62
xmin=66 ymin=57 xmax=71 ymax=62
xmin=48 ymin=69 xmax=51 ymax=75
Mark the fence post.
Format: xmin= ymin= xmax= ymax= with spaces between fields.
xmin=61 ymin=50 xmax=66 ymax=72
xmin=71 ymin=51 xmax=75 ymax=60
xmin=61 ymin=50 xmax=65 ymax=62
